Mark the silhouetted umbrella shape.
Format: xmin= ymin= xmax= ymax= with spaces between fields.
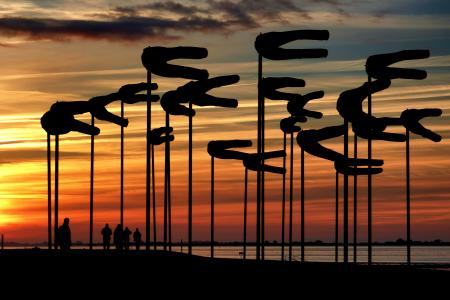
xmin=207 ymin=140 xmax=252 ymax=258
xmin=364 ymin=49 xmax=430 ymax=265
xmin=41 ymin=100 xmax=102 ymax=249
xmin=169 ymin=75 xmax=240 ymax=255
xmin=148 ymin=126 xmax=175 ymax=250
xmin=255 ymin=29 xmax=329 ymax=260
xmin=400 ymin=108 xmax=442 ymax=264
xmin=297 ymin=124 xmax=385 ymax=262
xmin=142 ymin=45 xmax=208 ymax=251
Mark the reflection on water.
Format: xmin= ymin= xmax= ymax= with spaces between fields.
xmin=4 ymin=245 xmax=450 ymax=264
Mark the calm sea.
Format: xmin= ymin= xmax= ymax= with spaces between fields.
xmin=4 ymin=245 xmax=450 ymax=264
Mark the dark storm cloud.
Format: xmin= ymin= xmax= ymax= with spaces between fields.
xmin=0 ymin=0 xmax=311 ymax=43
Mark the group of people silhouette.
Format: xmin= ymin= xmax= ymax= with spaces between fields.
xmin=101 ymin=224 xmax=142 ymax=250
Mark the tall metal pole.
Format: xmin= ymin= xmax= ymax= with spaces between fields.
xmin=146 ymin=71 xmax=152 ymax=250
xmin=243 ymin=167 xmax=248 ymax=260
xmin=89 ymin=116 xmax=94 ymax=250
xmin=54 ymin=134 xmax=59 ymax=249
xmin=335 ymin=171 xmax=339 ymax=263
xmin=47 ymin=134 xmax=52 ymax=250
xmin=301 ymin=149 xmax=305 ymax=262
xmin=406 ymin=129 xmax=411 ymax=265
xmin=281 ymin=133 xmax=286 ymax=261
xmin=368 ymin=75 xmax=373 ymax=265
xmin=344 ymin=121 xmax=349 ymax=264
xmin=354 ymin=136 xmax=358 ymax=263
xmin=211 ymin=156 xmax=215 ymax=258
xmin=188 ymin=102 xmax=193 ymax=255
xmin=164 ymin=113 xmax=168 ymax=251
xmin=288 ymin=132 xmax=294 ymax=261
xmin=120 ymin=101 xmax=124 ymax=228
xmin=256 ymin=52 xmax=262 ymax=261
xmin=261 ymin=70 xmax=265 ymax=261
xmin=167 ymin=112 xmax=172 ymax=251
xmin=151 ymin=144 xmax=157 ymax=250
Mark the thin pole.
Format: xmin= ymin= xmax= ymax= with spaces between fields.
xmin=54 ymin=134 xmax=59 ymax=249
xmin=243 ymin=167 xmax=248 ymax=260
xmin=301 ymin=149 xmax=305 ymax=262
xmin=354 ymin=135 xmax=358 ymax=263
xmin=211 ymin=156 xmax=214 ymax=258
xmin=335 ymin=171 xmax=339 ymax=263
xmin=289 ymin=132 xmax=293 ymax=261
xmin=167 ymin=112 xmax=172 ymax=251
xmin=281 ymin=132 xmax=286 ymax=261
xmin=146 ymin=71 xmax=152 ymax=250
xmin=368 ymin=75 xmax=373 ymax=265
xmin=188 ymin=102 xmax=193 ymax=255
xmin=89 ymin=116 xmax=94 ymax=250
xmin=120 ymin=101 xmax=124 ymax=228
xmin=344 ymin=121 xmax=349 ymax=264
xmin=47 ymin=134 xmax=52 ymax=250
xmin=261 ymin=71 xmax=265 ymax=261
xmin=163 ymin=113 xmax=168 ymax=251
xmin=256 ymin=52 xmax=262 ymax=261
xmin=152 ymin=144 xmax=157 ymax=250
xmin=406 ymin=129 xmax=411 ymax=265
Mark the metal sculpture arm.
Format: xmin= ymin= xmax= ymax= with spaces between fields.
xmin=243 ymin=150 xmax=286 ymax=174
xmin=207 ymin=140 xmax=252 ymax=160
xmin=148 ymin=127 xmax=174 ymax=145
xmin=118 ymin=82 xmax=160 ymax=104
xmin=180 ymin=75 xmax=240 ymax=108
xmin=287 ymin=91 xmax=325 ymax=120
xmin=41 ymin=101 xmax=100 ymax=136
xmin=261 ymin=77 xmax=306 ymax=101
xmin=255 ymin=30 xmax=329 ymax=60
xmin=160 ymin=90 xmax=193 ymax=117
xmin=296 ymin=125 xmax=384 ymax=175
xmin=401 ymin=108 xmax=442 ymax=142
xmin=141 ymin=46 xmax=209 ymax=80
xmin=366 ymin=50 xmax=430 ymax=80
xmin=337 ymin=79 xmax=406 ymax=142
xmin=88 ymin=94 xmax=129 ymax=127
xmin=280 ymin=116 xmax=303 ymax=134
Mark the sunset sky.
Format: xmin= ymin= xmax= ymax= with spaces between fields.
xmin=0 ymin=0 xmax=449 ymax=244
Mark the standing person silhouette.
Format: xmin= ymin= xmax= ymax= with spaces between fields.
xmin=101 ymin=224 xmax=113 ymax=250
xmin=58 ymin=218 xmax=72 ymax=250
xmin=113 ymin=224 xmax=123 ymax=250
xmin=133 ymin=228 xmax=142 ymax=250
xmin=123 ymin=227 xmax=132 ymax=250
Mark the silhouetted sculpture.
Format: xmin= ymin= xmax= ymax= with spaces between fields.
xmin=160 ymin=75 xmax=240 ymax=116
xmin=118 ymin=82 xmax=159 ymax=104
xmin=243 ymin=151 xmax=287 ymax=174
xmin=401 ymin=109 xmax=442 ymax=142
xmin=337 ymin=79 xmax=406 ymax=142
xmin=148 ymin=127 xmax=174 ymax=145
xmin=207 ymin=139 xmax=253 ymax=258
xmin=296 ymin=125 xmax=384 ymax=175
xmin=207 ymin=140 xmax=252 ymax=160
xmin=261 ymin=77 xmax=306 ymax=101
xmin=123 ymin=226 xmax=132 ymax=250
xmin=113 ymin=224 xmax=123 ymax=250
xmin=41 ymin=101 xmax=101 ymax=136
xmin=255 ymin=30 xmax=329 ymax=60
xmin=141 ymin=46 xmax=208 ymax=80
xmin=57 ymin=217 xmax=71 ymax=250
xmin=133 ymin=228 xmax=142 ymax=250
xmin=366 ymin=50 xmax=430 ymax=80
xmin=101 ymin=224 xmax=112 ymax=250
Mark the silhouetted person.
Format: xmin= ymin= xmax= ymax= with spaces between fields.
xmin=101 ymin=224 xmax=113 ymax=250
xmin=57 ymin=218 xmax=71 ymax=250
xmin=133 ymin=228 xmax=142 ymax=250
xmin=255 ymin=30 xmax=329 ymax=60
xmin=123 ymin=227 xmax=132 ymax=250
xmin=113 ymin=224 xmax=123 ymax=250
